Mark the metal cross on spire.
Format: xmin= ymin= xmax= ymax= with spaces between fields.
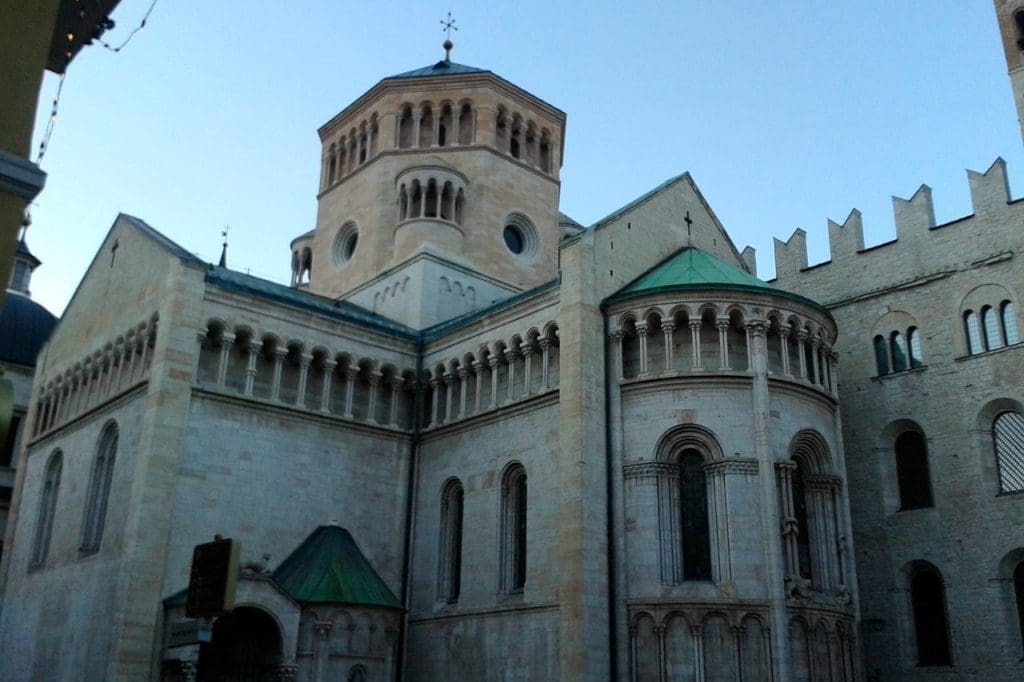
xmin=440 ymin=12 xmax=457 ymax=60
xmin=219 ymin=225 xmax=229 ymax=268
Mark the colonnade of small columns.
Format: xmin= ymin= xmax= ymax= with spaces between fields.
xmin=495 ymin=106 xmax=553 ymax=173
xmin=422 ymin=324 xmax=560 ymax=429
xmin=397 ymin=177 xmax=466 ymax=226
xmin=198 ymin=322 xmax=417 ymax=431
xmin=397 ymin=101 xmax=475 ymax=150
xmin=610 ymin=304 xmax=838 ymax=396
xmin=31 ymin=315 xmax=159 ymax=439
xmin=323 ymin=114 xmax=380 ymax=188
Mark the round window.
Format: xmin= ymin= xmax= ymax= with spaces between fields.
xmin=332 ymin=222 xmax=359 ymax=267
xmin=503 ymin=225 xmax=524 ymax=254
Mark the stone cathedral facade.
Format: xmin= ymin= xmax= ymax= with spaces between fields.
xmin=1 ymin=7 xmax=1023 ymax=680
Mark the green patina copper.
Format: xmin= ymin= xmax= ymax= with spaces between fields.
xmin=605 ymin=246 xmax=831 ymax=318
xmin=272 ymin=525 xmax=402 ymax=609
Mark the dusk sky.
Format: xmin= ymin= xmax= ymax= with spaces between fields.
xmin=21 ymin=1 xmax=1024 ymax=315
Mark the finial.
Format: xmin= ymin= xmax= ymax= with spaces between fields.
xmin=218 ymin=224 xmax=229 ymax=268
xmin=440 ymin=11 xmax=457 ymax=61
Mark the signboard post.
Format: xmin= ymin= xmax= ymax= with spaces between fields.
xmin=185 ymin=536 xmax=240 ymax=619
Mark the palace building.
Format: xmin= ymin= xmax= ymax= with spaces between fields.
xmin=0 ymin=6 xmax=1022 ymax=680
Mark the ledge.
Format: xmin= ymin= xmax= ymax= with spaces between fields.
xmin=0 ymin=149 xmax=46 ymax=201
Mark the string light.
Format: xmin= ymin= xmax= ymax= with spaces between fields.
xmin=35 ymin=0 xmax=160 ymax=165
xmin=98 ymin=0 xmax=159 ymax=53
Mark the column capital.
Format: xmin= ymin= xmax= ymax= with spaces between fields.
xmin=322 ymin=359 xmax=338 ymax=372
xmin=779 ymin=326 xmax=791 ymax=339
xmin=635 ymin=321 xmax=649 ymax=335
xmin=745 ymin=320 xmax=768 ymax=337
xmin=503 ymin=349 xmax=517 ymax=363
xmin=608 ymin=329 xmax=624 ymax=342
xmin=368 ymin=370 xmax=384 ymax=384
xmin=660 ymin=320 xmax=676 ymax=333
xmin=298 ymin=352 xmax=314 ymax=367
xmin=443 ymin=372 xmax=456 ymax=385
xmin=716 ymin=317 xmax=731 ymax=330
xmin=387 ymin=375 xmax=404 ymax=389
xmin=272 ymin=347 xmax=289 ymax=359
xmin=689 ymin=320 xmax=702 ymax=331
xmin=488 ymin=355 xmax=501 ymax=368
xmin=538 ymin=336 xmax=553 ymax=350
xmin=344 ymin=365 xmax=360 ymax=378
xmin=247 ymin=340 xmax=263 ymax=353
xmin=522 ymin=343 xmax=535 ymax=357
xmin=457 ymin=366 xmax=469 ymax=379
xmin=313 ymin=621 xmax=333 ymax=639
xmin=220 ymin=332 xmax=237 ymax=346
xmin=472 ymin=360 xmax=485 ymax=373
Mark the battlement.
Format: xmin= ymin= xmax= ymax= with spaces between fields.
xmin=768 ymin=158 xmax=1018 ymax=304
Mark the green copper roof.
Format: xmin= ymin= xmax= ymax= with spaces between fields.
xmin=614 ymin=247 xmax=773 ymax=297
xmin=606 ymin=246 xmax=830 ymax=319
xmin=272 ymin=525 xmax=402 ymax=609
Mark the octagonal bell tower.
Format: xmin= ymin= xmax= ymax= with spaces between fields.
xmin=293 ymin=45 xmax=567 ymax=329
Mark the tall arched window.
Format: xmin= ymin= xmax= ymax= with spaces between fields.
xmin=910 ymin=566 xmax=952 ymax=666
xmin=31 ymin=451 xmax=63 ymax=568
xmin=983 ymin=305 xmax=1004 ymax=351
xmin=993 ymin=411 xmax=1024 ymax=494
xmin=80 ymin=423 xmax=118 ymax=554
xmin=678 ymin=450 xmax=711 ymax=580
xmin=1002 ymin=301 xmax=1020 ymax=345
xmin=908 ymin=327 xmax=924 ymax=368
xmin=873 ymin=335 xmax=889 ymax=375
xmin=499 ymin=463 xmax=527 ymax=592
xmin=438 ymin=479 xmax=464 ymax=603
xmin=964 ymin=311 xmax=982 ymax=355
xmin=895 ymin=431 xmax=933 ymax=509
xmin=792 ymin=460 xmax=813 ymax=580
xmin=890 ymin=331 xmax=908 ymax=372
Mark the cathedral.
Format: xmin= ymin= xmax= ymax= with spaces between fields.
xmin=1 ymin=5 xmax=1023 ymax=681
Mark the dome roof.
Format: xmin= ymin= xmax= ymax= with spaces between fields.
xmin=0 ymin=290 xmax=57 ymax=367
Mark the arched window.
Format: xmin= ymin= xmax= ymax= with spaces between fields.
xmin=1002 ymin=301 xmax=1020 ymax=345
xmin=983 ymin=305 xmax=1003 ymax=351
xmin=398 ymin=107 xmax=413 ymax=148
xmin=31 ymin=451 xmax=63 ymax=568
xmin=510 ymin=130 xmax=521 ymax=159
xmin=873 ymin=335 xmax=889 ymax=375
xmin=964 ymin=310 xmax=982 ymax=355
xmin=348 ymin=665 xmax=367 ymax=682
xmin=1014 ymin=561 xmax=1024 ymax=657
xmin=500 ymin=464 xmax=527 ymax=592
xmin=791 ymin=460 xmax=813 ymax=580
xmin=890 ymin=331 xmax=908 ymax=372
xmin=910 ymin=566 xmax=952 ymax=666
xmin=424 ymin=179 xmax=438 ymax=218
xmin=895 ymin=431 xmax=933 ymax=509
xmin=908 ymin=327 xmax=923 ymax=368
xmin=80 ymin=423 xmax=118 ymax=554
xmin=458 ymin=104 xmax=473 ymax=145
xmin=678 ymin=450 xmax=711 ymax=580
xmin=438 ymin=479 xmax=464 ymax=603
xmin=1016 ymin=10 xmax=1024 ymax=49
xmin=993 ymin=411 xmax=1024 ymax=494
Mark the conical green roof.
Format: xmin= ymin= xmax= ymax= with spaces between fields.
xmin=272 ymin=526 xmax=402 ymax=609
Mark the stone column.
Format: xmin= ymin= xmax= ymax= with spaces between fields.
xmin=367 ymin=370 xmax=382 ymax=423
xmin=296 ymin=350 xmax=311 ymax=403
xmin=451 ymin=110 xmax=460 ymax=146
xmin=216 ymin=332 xmax=235 ymax=388
xmin=731 ymin=626 xmax=744 ymax=677
xmin=655 ymin=623 xmax=667 ymax=682
xmin=689 ymin=320 xmax=702 ymax=369
xmin=458 ymin=367 xmax=469 ymax=417
xmin=540 ymin=337 xmax=552 ymax=389
xmin=504 ymin=349 xmax=518 ymax=402
xmin=776 ymin=461 xmax=798 ymax=582
xmin=429 ymin=377 xmax=442 ymax=426
xmin=114 ymin=342 xmax=131 ymax=392
xmin=779 ymin=327 xmax=791 ymax=376
xmin=388 ymin=376 xmax=402 ymax=426
xmin=320 ymin=359 xmax=337 ymax=413
xmin=243 ymin=341 xmax=262 ymax=396
xmin=810 ymin=338 xmax=822 ymax=386
xmin=472 ymin=360 xmax=485 ymax=412
xmin=488 ymin=355 xmax=500 ymax=408
xmin=636 ymin=321 xmax=649 ymax=376
xmin=412 ymin=112 xmax=422 ymax=148
xmin=270 ymin=347 xmax=287 ymax=402
xmin=610 ymin=329 xmax=624 ymax=380
xmin=796 ymin=330 xmax=809 ymax=380
xmin=444 ymin=371 xmax=455 ymax=423
xmin=661 ymin=320 xmax=676 ymax=374
xmin=312 ymin=621 xmax=332 ymax=682
xmin=522 ymin=344 xmax=534 ymax=396
xmin=343 ymin=366 xmax=357 ymax=419
xmin=828 ymin=352 xmax=839 ymax=397
xmin=691 ymin=625 xmax=706 ymax=682
xmin=717 ymin=318 xmax=731 ymax=370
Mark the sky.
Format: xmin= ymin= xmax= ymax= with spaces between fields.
xmin=21 ymin=1 xmax=1024 ymax=316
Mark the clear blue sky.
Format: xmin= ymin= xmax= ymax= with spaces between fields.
xmin=23 ymin=1 xmax=1024 ymax=315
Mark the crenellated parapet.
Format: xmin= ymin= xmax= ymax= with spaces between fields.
xmin=771 ymin=159 xmax=1018 ymax=304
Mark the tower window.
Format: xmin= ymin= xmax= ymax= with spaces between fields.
xmin=503 ymin=225 xmax=524 ymax=254
xmin=910 ymin=567 xmax=952 ymax=666
xmin=678 ymin=449 xmax=711 ymax=580
xmin=1016 ymin=11 xmax=1024 ymax=49
xmin=993 ymin=410 xmax=1024 ymax=494
xmin=31 ymin=451 xmax=63 ymax=569
xmin=895 ymin=430 xmax=933 ymax=509
xmin=499 ymin=463 xmax=527 ymax=592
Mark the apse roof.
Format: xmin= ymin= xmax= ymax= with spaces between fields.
xmin=606 ymin=246 xmax=828 ymax=315
xmin=272 ymin=525 xmax=402 ymax=609
xmin=385 ymin=60 xmax=489 ymax=80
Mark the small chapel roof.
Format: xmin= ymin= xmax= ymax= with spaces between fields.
xmin=606 ymin=246 xmax=828 ymax=315
xmin=0 ymin=290 xmax=57 ymax=367
xmin=271 ymin=525 xmax=402 ymax=609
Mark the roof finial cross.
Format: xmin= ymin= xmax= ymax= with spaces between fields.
xmin=219 ymin=225 xmax=229 ymax=268
xmin=684 ymin=210 xmax=693 ymax=235
xmin=440 ymin=11 xmax=457 ymax=61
